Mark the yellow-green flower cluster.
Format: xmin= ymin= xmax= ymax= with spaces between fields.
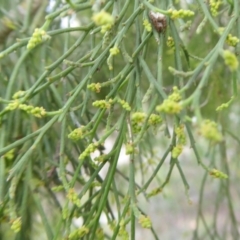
xmin=222 ymin=50 xmax=239 ymax=71
xmin=226 ymin=34 xmax=239 ymax=47
xmin=167 ymin=36 xmax=174 ymax=48
xmin=68 ymin=226 xmax=89 ymax=239
xmin=19 ymin=104 xmax=46 ymax=118
xmin=169 ymin=86 xmax=182 ymax=101
xmin=148 ymin=114 xmax=162 ymax=126
xmin=175 ymin=124 xmax=186 ymax=145
xmin=118 ymin=99 xmax=131 ymax=111
xmin=92 ymin=11 xmax=114 ymax=34
xmin=216 ymin=103 xmax=228 ymax=111
xmin=118 ymin=220 xmax=129 ymax=240
xmin=199 ymin=120 xmax=223 ymax=142
xmin=216 ymin=97 xmax=234 ymax=111
xmin=131 ymin=112 xmax=162 ymax=132
xmin=218 ymin=28 xmax=239 ymax=47
xmin=209 ymin=168 xmax=228 ymax=179
xmin=131 ymin=111 xmax=147 ymax=133
xmin=10 ymin=217 xmax=22 ymax=233
xmin=67 ymin=188 xmax=81 ymax=207
xmin=107 ymin=46 xmax=120 ymax=70
xmin=5 ymin=101 xmax=46 ymax=118
xmin=110 ymin=46 xmax=120 ymax=55
xmin=209 ymin=0 xmax=222 ymax=16
xmin=68 ymin=126 xmax=88 ymax=141
xmin=27 ymin=28 xmax=50 ymax=50
xmin=79 ymin=142 xmax=99 ymax=160
xmin=12 ymin=91 xmax=25 ymax=99
xmin=156 ymin=100 xmax=182 ymax=114
xmin=131 ymin=112 xmax=146 ymax=123
xmin=138 ymin=215 xmax=152 ymax=229
xmin=5 ymin=100 xmax=20 ymax=111
xmin=125 ymin=143 xmax=135 ymax=155
xmin=172 ymin=125 xmax=186 ymax=158
xmin=168 ymin=8 xmax=194 ymax=20
xmin=87 ymin=82 xmax=101 ymax=93
xmin=92 ymin=99 xmax=111 ymax=109
xmin=156 ymin=86 xmax=182 ymax=114
xmin=172 ymin=145 xmax=183 ymax=158
xmin=143 ymin=19 xmax=152 ymax=32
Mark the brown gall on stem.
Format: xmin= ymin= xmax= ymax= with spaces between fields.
xmin=149 ymin=11 xmax=167 ymax=33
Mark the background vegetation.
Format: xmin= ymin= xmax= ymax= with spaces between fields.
xmin=0 ymin=0 xmax=240 ymax=239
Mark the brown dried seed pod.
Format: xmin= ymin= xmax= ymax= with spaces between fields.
xmin=149 ymin=11 xmax=167 ymax=33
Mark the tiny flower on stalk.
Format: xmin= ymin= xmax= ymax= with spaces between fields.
xmin=92 ymin=100 xmax=111 ymax=109
xmin=209 ymin=168 xmax=228 ymax=179
xmin=92 ymin=11 xmax=114 ymax=34
xmin=199 ymin=120 xmax=223 ymax=142
xmin=143 ymin=19 xmax=152 ymax=32
xmin=10 ymin=217 xmax=22 ymax=233
xmin=138 ymin=215 xmax=152 ymax=228
xmin=156 ymin=87 xmax=182 ymax=114
xmin=168 ymin=9 xmax=194 ymax=20
xmin=222 ymin=50 xmax=239 ymax=71
xmin=27 ymin=28 xmax=50 ymax=50
xmin=87 ymin=83 xmax=101 ymax=93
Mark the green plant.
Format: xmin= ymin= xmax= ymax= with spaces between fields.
xmin=0 ymin=0 xmax=240 ymax=239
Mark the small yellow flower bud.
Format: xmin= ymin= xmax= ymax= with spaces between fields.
xmin=68 ymin=126 xmax=87 ymax=141
xmin=12 ymin=91 xmax=26 ymax=99
xmin=199 ymin=120 xmax=223 ymax=142
xmin=172 ymin=145 xmax=183 ymax=158
xmin=138 ymin=215 xmax=152 ymax=228
xmin=131 ymin=112 xmax=146 ymax=123
xmin=167 ymin=36 xmax=174 ymax=48
xmin=79 ymin=142 xmax=99 ymax=160
xmin=209 ymin=0 xmax=221 ymax=16
xmin=92 ymin=11 xmax=114 ymax=34
xmin=92 ymin=100 xmax=111 ymax=109
xmin=87 ymin=83 xmax=101 ymax=93
xmin=143 ymin=19 xmax=152 ymax=32
xmin=27 ymin=28 xmax=50 ymax=50
xmin=68 ymin=226 xmax=89 ymax=239
xmin=222 ymin=50 xmax=238 ymax=71
xmin=118 ymin=99 xmax=131 ymax=111
xmin=30 ymin=106 xmax=46 ymax=118
xmin=110 ymin=46 xmax=120 ymax=55
xmin=5 ymin=100 xmax=20 ymax=111
xmin=10 ymin=217 xmax=22 ymax=233
xmin=67 ymin=188 xmax=81 ymax=207
xmin=92 ymin=11 xmax=114 ymax=26
xmin=175 ymin=125 xmax=186 ymax=145
xmin=156 ymin=99 xmax=182 ymax=114
xmin=168 ymin=8 xmax=194 ymax=19
xmin=226 ymin=34 xmax=239 ymax=47
xmin=148 ymin=114 xmax=162 ymax=126
xmin=125 ymin=143 xmax=135 ymax=155
xmin=209 ymin=168 xmax=228 ymax=179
